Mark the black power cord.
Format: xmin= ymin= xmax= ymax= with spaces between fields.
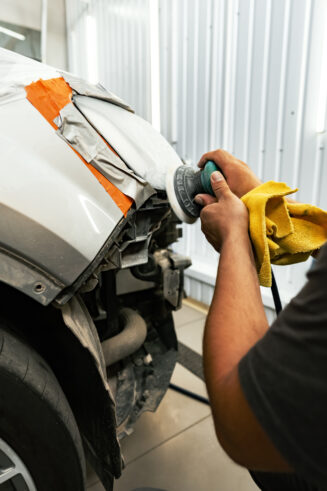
xmin=170 ymin=267 xmax=282 ymax=405
xmin=169 ymin=382 xmax=210 ymax=405
xmin=271 ymin=268 xmax=282 ymax=314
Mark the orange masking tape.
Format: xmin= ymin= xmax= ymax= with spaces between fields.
xmin=25 ymin=77 xmax=133 ymax=216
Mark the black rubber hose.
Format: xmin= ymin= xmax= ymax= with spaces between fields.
xmin=102 ymin=308 xmax=147 ymax=366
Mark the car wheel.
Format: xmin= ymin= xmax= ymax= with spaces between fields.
xmin=0 ymin=324 xmax=85 ymax=490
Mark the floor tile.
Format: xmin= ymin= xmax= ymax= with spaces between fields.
xmin=170 ymin=362 xmax=208 ymax=399
xmin=176 ymin=317 xmax=205 ymax=355
xmin=119 ymin=387 xmax=211 ymax=465
xmin=86 ymin=480 xmax=105 ymax=491
xmin=173 ymin=304 xmax=205 ymax=329
xmin=114 ymin=416 xmax=258 ymax=491
xmin=86 ymin=461 xmax=100 ymax=488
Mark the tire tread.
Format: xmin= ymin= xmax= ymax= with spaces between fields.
xmin=0 ymin=323 xmax=85 ymax=490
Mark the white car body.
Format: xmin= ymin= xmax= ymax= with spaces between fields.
xmin=0 ymin=48 xmax=182 ymax=305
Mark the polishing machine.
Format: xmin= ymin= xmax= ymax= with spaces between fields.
xmin=166 ymin=160 xmax=222 ymax=224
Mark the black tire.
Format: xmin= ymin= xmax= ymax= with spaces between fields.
xmin=0 ymin=323 xmax=85 ymax=490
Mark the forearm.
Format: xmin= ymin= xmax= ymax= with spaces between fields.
xmin=203 ymin=232 xmax=269 ymax=396
xmin=197 ymin=161 xmax=293 ymax=470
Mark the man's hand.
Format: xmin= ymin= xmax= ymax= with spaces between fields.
xmin=198 ymin=149 xmax=261 ymax=198
xmin=194 ymin=171 xmax=248 ymax=252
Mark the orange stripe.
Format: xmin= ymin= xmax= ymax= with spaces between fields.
xmin=25 ymin=77 xmax=72 ymax=130
xmin=25 ymin=77 xmax=133 ymax=216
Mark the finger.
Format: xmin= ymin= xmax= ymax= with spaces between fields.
xmin=194 ymin=194 xmax=216 ymax=207
xmin=197 ymin=151 xmax=215 ymax=168
xmin=197 ymin=149 xmax=231 ymax=169
xmin=210 ymin=171 xmax=231 ymax=200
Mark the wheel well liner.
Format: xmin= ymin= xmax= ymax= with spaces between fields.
xmin=0 ymin=281 xmax=121 ymax=489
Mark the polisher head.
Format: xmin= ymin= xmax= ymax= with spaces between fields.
xmin=166 ymin=160 xmax=221 ymax=224
xmin=166 ymin=165 xmax=202 ymax=224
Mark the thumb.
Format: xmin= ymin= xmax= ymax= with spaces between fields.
xmin=210 ymin=171 xmax=230 ymax=200
xmin=194 ymin=194 xmax=216 ymax=207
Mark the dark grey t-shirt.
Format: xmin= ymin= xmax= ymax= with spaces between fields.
xmin=239 ymin=243 xmax=327 ymax=489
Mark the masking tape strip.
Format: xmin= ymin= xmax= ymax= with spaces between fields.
xmin=25 ymin=77 xmax=72 ymax=130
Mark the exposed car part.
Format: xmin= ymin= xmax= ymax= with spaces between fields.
xmin=0 ymin=322 xmax=85 ymax=490
xmin=102 ymin=308 xmax=147 ymax=366
xmin=113 ymin=312 xmax=178 ymax=439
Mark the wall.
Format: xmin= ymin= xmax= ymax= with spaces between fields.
xmin=0 ymin=0 xmax=68 ymax=69
xmin=159 ymin=0 xmax=327 ymax=313
xmin=66 ymin=0 xmax=327 ymax=316
xmin=66 ymin=0 xmax=151 ymax=119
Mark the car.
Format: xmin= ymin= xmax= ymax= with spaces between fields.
xmin=0 ymin=47 xmax=191 ymax=490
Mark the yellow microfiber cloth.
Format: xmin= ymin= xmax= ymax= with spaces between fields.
xmin=241 ymin=181 xmax=327 ymax=287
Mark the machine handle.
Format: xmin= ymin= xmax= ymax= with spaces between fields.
xmin=200 ymin=160 xmax=224 ymax=196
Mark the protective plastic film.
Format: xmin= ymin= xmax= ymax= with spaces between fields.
xmin=25 ymin=77 xmax=134 ymax=216
xmin=55 ymin=103 xmax=155 ymax=208
xmin=61 ymin=72 xmax=133 ymax=113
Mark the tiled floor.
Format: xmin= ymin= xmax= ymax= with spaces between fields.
xmin=86 ymin=303 xmax=258 ymax=491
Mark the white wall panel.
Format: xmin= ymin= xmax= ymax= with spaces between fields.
xmin=66 ymin=0 xmax=151 ymax=119
xmin=66 ymin=0 xmax=327 ymax=314
xmin=159 ymin=0 xmax=327 ymax=311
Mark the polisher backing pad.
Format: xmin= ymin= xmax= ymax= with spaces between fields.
xmin=166 ymin=161 xmax=220 ymax=224
xmin=166 ymin=165 xmax=202 ymax=224
xmin=166 ymin=166 xmax=197 ymax=224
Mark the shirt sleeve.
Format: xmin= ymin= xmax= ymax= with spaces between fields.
xmin=239 ymin=244 xmax=327 ymax=489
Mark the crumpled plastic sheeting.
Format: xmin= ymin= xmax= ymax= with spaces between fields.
xmin=55 ymin=103 xmax=155 ymax=208
xmin=73 ymin=94 xmax=183 ymax=191
xmin=0 ymin=48 xmax=59 ymax=106
xmin=62 ymin=71 xmax=133 ymax=113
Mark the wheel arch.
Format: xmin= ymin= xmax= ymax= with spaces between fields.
xmin=0 ymin=280 xmax=121 ymax=489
